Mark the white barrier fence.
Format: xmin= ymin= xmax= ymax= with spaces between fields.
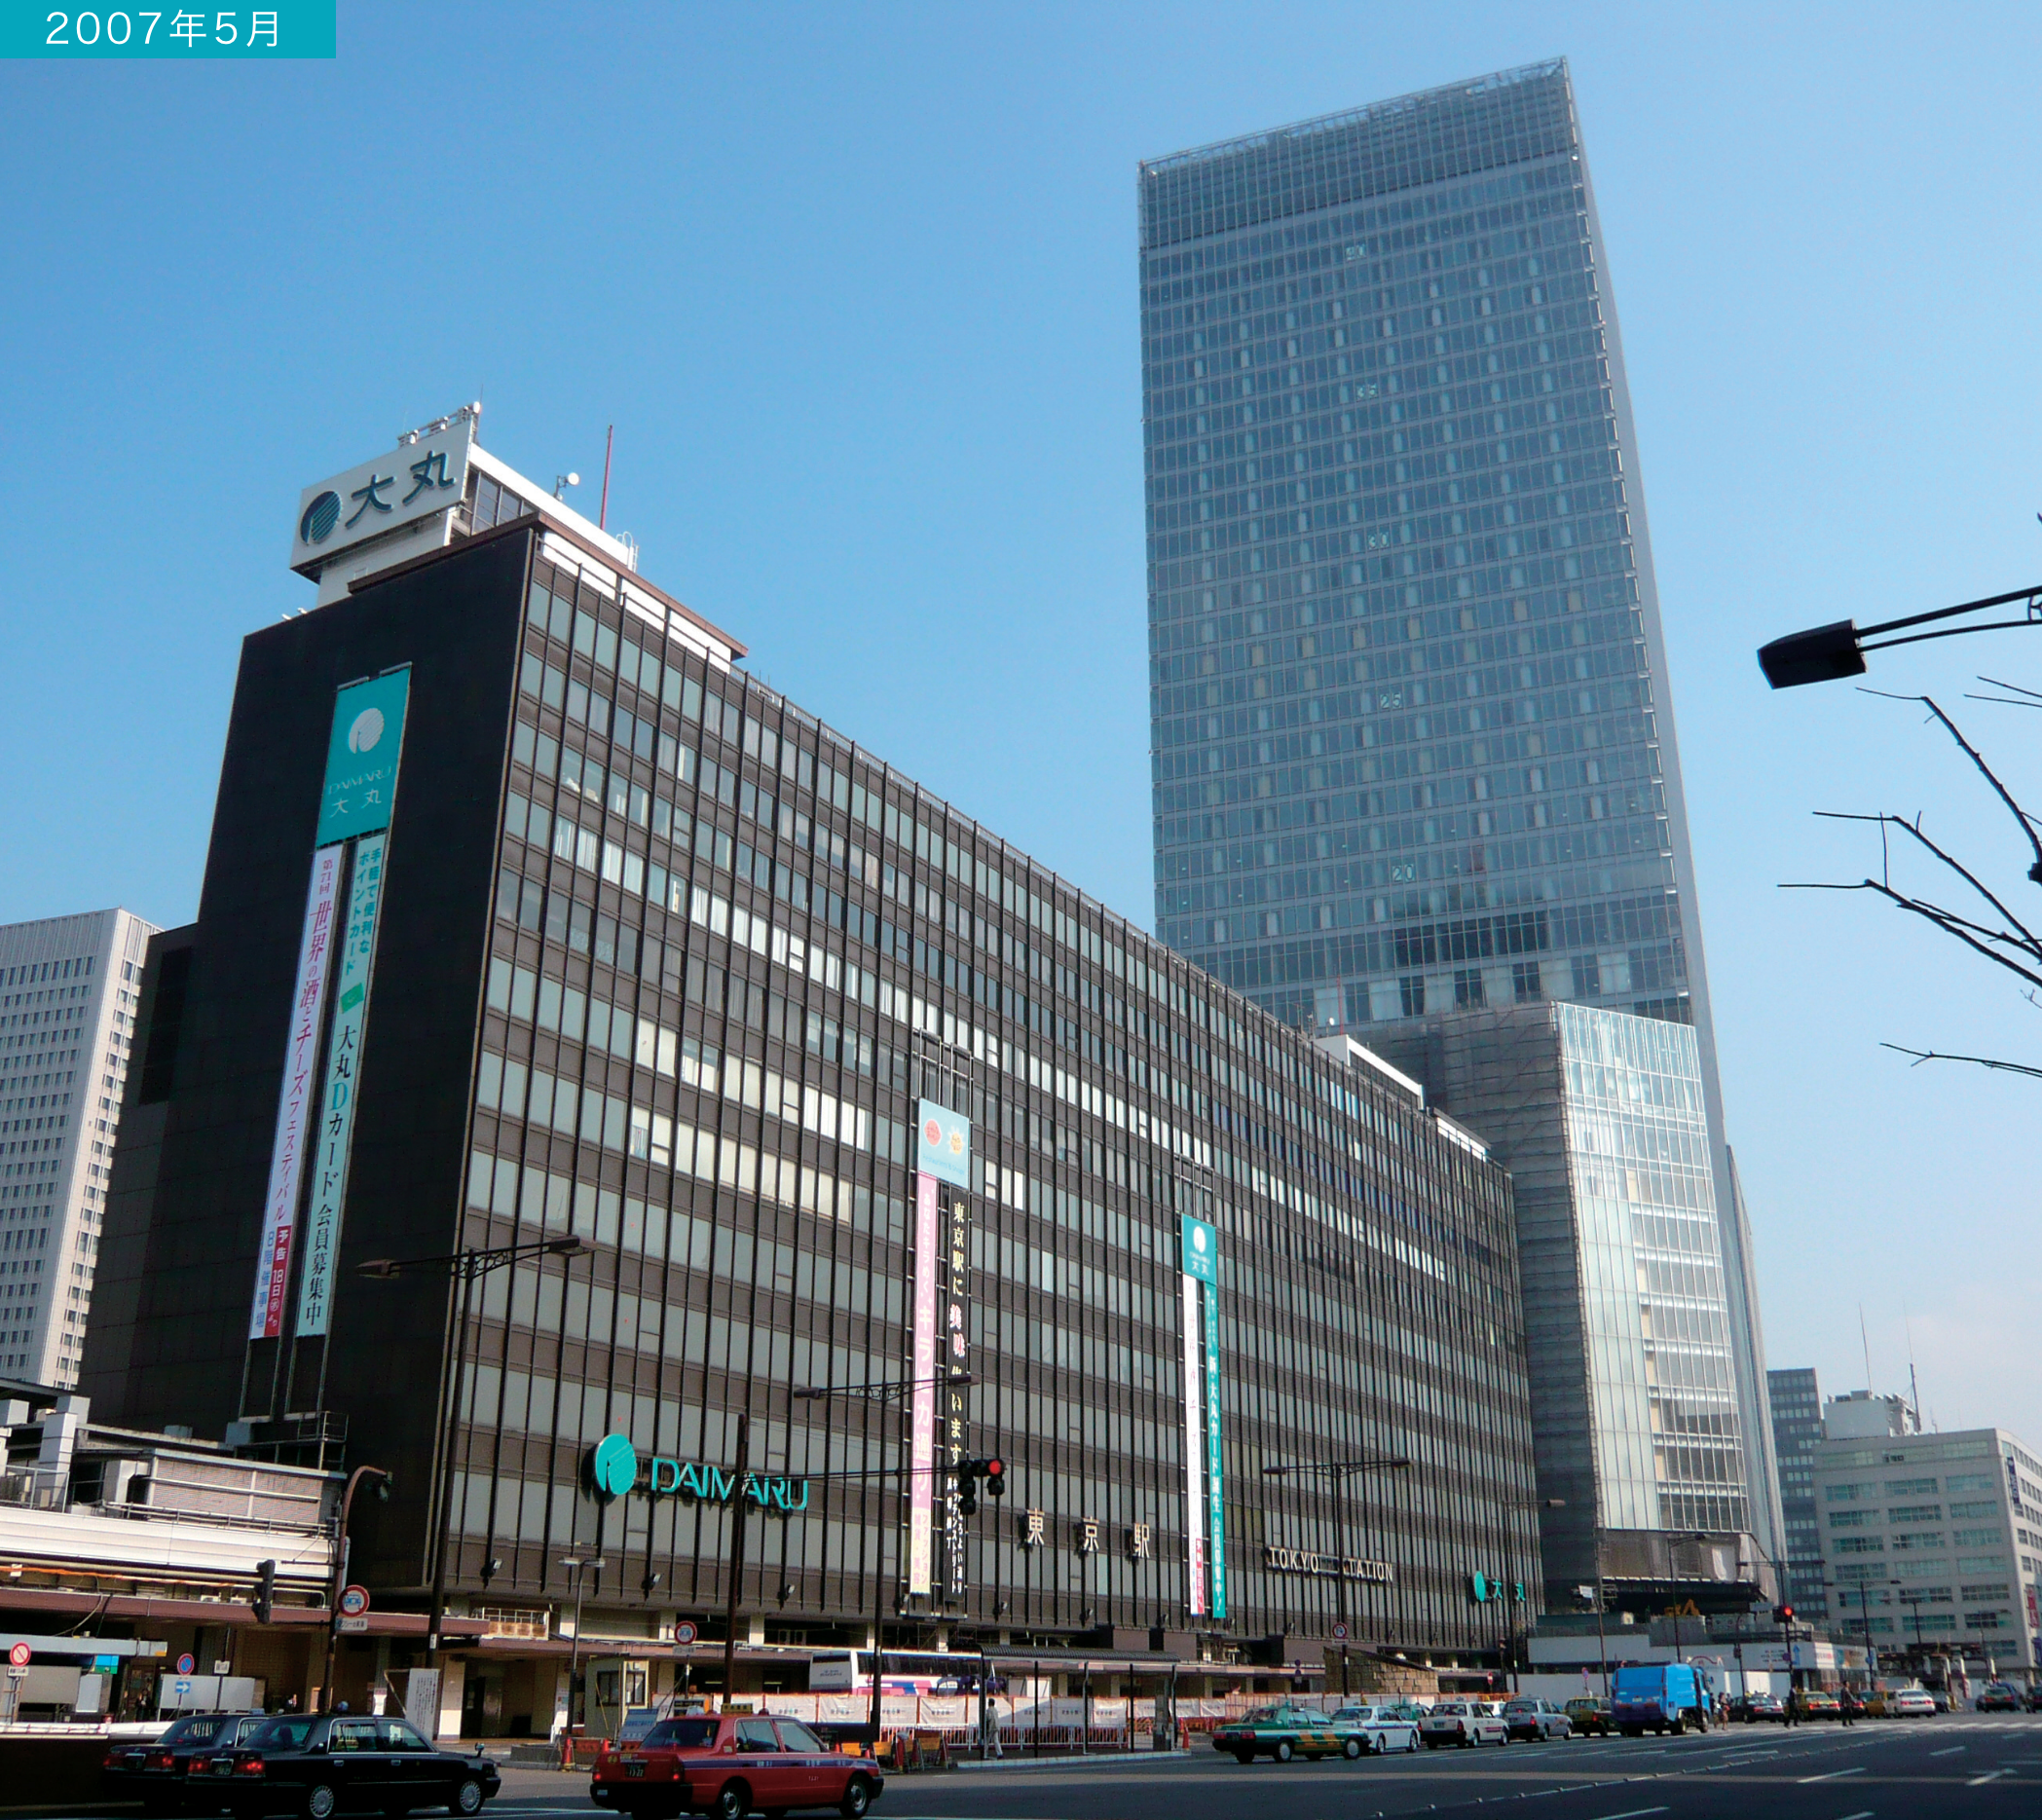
xmin=757 ymin=1689 xmax=1437 ymax=1745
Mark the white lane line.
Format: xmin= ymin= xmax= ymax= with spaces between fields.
xmin=1968 ymin=1767 xmax=2010 ymax=1785
xmin=1592 ymin=1807 xmax=1670 ymax=1820
xmin=1929 ymin=1745 xmax=1966 ymax=1756
xmin=1835 ymin=1811 xmax=1875 ymax=1819
xmin=1798 ymin=1764 xmax=1866 ymax=1783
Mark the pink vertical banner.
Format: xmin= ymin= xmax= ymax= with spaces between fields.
xmin=909 ymin=1170 xmax=941 ymax=1595
xmin=1182 ymin=1273 xmax=1207 ymax=1616
xmin=247 ymin=846 xmax=343 ymax=1339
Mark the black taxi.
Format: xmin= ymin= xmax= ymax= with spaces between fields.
xmin=197 ymin=1713 xmax=500 ymax=1817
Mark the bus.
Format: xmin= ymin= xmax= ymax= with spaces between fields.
xmin=808 ymin=1652 xmax=998 ymax=1695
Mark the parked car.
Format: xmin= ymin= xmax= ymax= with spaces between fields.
xmin=1420 ymin=1700 xmax=1509 ymax=1748
xmin=1502 ymin=1697 xmax=1572 ymax=1741
xmin=1324 ymin=1704 xmax=1420 ymax=1756
xmin=591 ymin=1712 xmax=881 ymax=1818
xmin=1974 ymin=1682 xmax=2023 ymax=1713
xmin=1210 ymin=1702 xmax=1343 ymax=1764
xmin=1736 ymin=1692 xmax=1786 ymax=1725
xmin=1888 ymin=1689 xmax=1937 ymax=1717
xmin=1795 ymin=1690 xmax=1840 ymax=1721
xmin=103 ymin=1714 xmax=269 ymax=1816
xmin=195 ymin=1714 xmax=500 ymax=1818
xmin=1564 ymin=1696 xmax=1613 ymax=1736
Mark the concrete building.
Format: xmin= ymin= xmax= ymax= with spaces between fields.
xmin=84 ymin=416 xmax=1543 ymax=1734
xmin=1812 ymin=1413 xmax=2042 ymax=1680
xmin=1370 ymin=1000 xmax=1767 ymax=1617
xmin=1768 ymin=1366 xmax=1828 ymax=1617
xmin=0 ymin=909 xmax=159 ymax=1387
xmin=1136 ymin=55 xmax=1783 ymax=1577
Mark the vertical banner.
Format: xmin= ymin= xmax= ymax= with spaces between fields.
xmin=248 ymin=848 xmax=343 ymax=1338
xmin=293 ymin=831 xmax=389 ymax=1337
xmin=1181 ymin=1213 xmax=1224 ymax=1619
xmin=909 ymin=1171 xmax=941 ymax=1596
xmin=941 ymin=1188 xmax=973 ymax=1600
xmin=1181 ymin=1272 xmax=1207 ymax=1616
xmin=248 ymin=667 xmax=411 ymax=1345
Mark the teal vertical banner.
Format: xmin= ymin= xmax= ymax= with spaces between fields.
xmin=3 ymin=3 xmax=337 ymax=56
xmin=1205 ymin=1275 xmax=1226 ymax=1619
xmin=316 ymin=667 xmax=410 ymax=846
xmin=294 ymin=832 xmax=387 ymax=1337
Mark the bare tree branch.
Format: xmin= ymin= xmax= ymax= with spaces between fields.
xmin=1881 ymin=1043 xmax=2042 ymax=1081
xmin=1808 ymin=810 xmax=2040 ymax=950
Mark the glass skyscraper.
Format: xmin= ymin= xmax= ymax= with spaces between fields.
xmin=1139 ymin=59 xmax=1783 ymax=1559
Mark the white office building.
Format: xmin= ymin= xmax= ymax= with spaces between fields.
xmin=1813 ymin=1405 xmax=2042 ymax=1678
xmin=0 ymin=910 xmax=159 ymax=1387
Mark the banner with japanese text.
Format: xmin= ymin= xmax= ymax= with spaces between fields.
xmin=247 ymin=848 xmax=342 ymax=1338
xmin=293 ymin=833 xmax=389 ymax=1336
xmin=909 ymin=1170 xmax=941 ymax=1595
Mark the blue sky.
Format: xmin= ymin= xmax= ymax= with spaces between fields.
xmin=5 ymin=3 xmax=2041 ymax=1447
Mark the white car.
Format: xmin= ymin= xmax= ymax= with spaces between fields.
xmin=1326 ymin=1703 xmax=1421 ymax=1756
xmin=1888 ymin=1688 xmax=1937 ymax=1717
xmin=1420 ymin=1699 xmax=1509 ymax=1748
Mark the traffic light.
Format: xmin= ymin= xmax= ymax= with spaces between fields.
xmin=1773 ymin=1604 xmax=1796 ymax=1625
xmin=983 ymin=1457 xmax=1006 ymax=1499
xmin=955 ymin=1462 xmax=980 ymax=1517
xmin=253 ymin=1559 xmax=277 ymax=1625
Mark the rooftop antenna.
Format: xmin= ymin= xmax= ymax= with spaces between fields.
xmin=600 ymin=425 xmax=614 ymax=530
xmin=1904 ymin=1306 xmax=1922 ymax=1431
xmin=1859 ymin=1304 xmax=1874 ymax=1394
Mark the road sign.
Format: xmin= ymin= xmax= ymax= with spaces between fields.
xmin=175 ymin=1653 xmax=196 ymax=1675
xmin=7 ymin=1644 xmax=27 ymax=1668
xmin=337 ymin=1616 xmax=369 ymax=1634
xmin=1332 ymin=1623 xmax=1349 ymax=1642
xmin=338 ymin=1584 xmax=371 ymax=1617
xmin=174 ymin=1679 xmax=192 ymax=1697
xmin=671 ymin=1621 xmax=698 ymax=1646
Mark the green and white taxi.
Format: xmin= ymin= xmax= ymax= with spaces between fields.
xmin=1210 ymin=1702 xmax=1344 ymax=1764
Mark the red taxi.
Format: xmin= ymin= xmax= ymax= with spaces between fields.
xmin=590 ymin=1712 xmax=882 ymax=1819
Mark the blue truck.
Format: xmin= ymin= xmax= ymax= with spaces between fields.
xmin=1613 ymin=1663 xmax=1714 ymax=1735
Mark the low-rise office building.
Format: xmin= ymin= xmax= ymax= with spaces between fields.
xmin=1812 ymin=1411 xmax=2042 ymax=1679
xmin=83 ymin=418 xmax=1542 ymax=1733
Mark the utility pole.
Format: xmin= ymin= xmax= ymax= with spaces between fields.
xmin=721 ymin=1414 xmax=750 ymax=1714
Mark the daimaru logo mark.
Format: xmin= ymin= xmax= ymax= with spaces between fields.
xmin=583 ymin=1433 xmax=810 ymax=1510
xmin=299 ymin=490 xmax=342 ymax=546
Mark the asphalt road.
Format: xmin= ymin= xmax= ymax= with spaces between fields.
xmin=59 ymin=1717 xmax=2042 ymax=1820
xmin=464 ymin=1712 xmax=2042 ymax=1820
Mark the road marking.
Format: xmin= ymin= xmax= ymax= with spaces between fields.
xmin=1798 ymin=1764 xmax=1865 ymax=1783
xmin=1968 ymin=1767 xmax=2010 ymax=1785
xmin=1835 ymin=1811 xmax=1875 ymax=1819
xmin=1930 ymin=1745 xmax=1966 ymax=1756
xmin=1592 ymin=1807 xmax=1669 ymax=1820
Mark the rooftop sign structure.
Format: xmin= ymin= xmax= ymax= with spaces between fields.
xmin=290 ymin=409 xmax=477 ymax=578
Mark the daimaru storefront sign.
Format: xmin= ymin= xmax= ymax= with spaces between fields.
xmin=585 ymin=1433 xmax=810 ymax=1510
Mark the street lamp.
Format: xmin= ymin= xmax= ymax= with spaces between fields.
xmin=1495 ymin=1498 xmax=1565 ymax=1691
xmin=1258 ymin=1456 xmax=1411 ymax=1697
xmin=559 ymin=1554 xmax=607 ymax=1735
xmin=792 ymin=1371 xmax=975 ymax=1745
xmin=356 ymin=1232 xmax=590 ymax=1678
xmin=1757 ymin=582 xmax=2042 ymax=687
xmin=321 ymin=1464 xmax=391 ymax=1713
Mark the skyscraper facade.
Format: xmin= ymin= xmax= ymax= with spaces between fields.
xmin=0 ymin=908 xmax=157 ymax=1387
xmin=1767 ymin=1365 xmax=1828 ymax=1617
xmin=1139 ymin=59 xmax=1782 ymax=1557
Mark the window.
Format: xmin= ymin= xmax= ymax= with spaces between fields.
xmin=1511 ymin=960 xmax=1541 ymax=1002
xmin=774 ymin=1719 xmax=827 ymax=1753
xmin=379 ymin=1721 xmax=430 ymax=1752
xmin=1883 ymin=1477 xmax=1938 ymax=1496
xmin=330 ymin=1722 xmax=377 ymax=1752
xmin=1888 ymin=1504 xmax=1941 ymax=1524
xmin=736 ymin=1719 xmax=782 ymax=1752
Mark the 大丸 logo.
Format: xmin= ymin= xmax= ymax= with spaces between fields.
xmin=347 ymin=708 xmax=386 ymax=754
xmin=1193 ymin=1226 xmax=1208 ymax=1254
xmin=300 ymin=490 xmax=342 ymax=546
xmin=587 ymin=1432 xmax=640 ymax=1500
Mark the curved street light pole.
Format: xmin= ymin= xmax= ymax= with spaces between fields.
xmin=1758 ymin=582 xmax=2042 ymax=688
xmin=1259 ymin=1457 xmax=1412 ymax=1698
xmin=321 ymin=1464 xmax=391 ymax=1714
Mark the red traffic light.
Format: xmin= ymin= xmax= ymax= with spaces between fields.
xmin=984 ymin=1458 xmax=1007 ymax=1496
